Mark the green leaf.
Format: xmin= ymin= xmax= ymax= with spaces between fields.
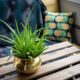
xmin=0 ymin=12 xmax=46 ymax=59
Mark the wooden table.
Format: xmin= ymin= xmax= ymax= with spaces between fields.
xmin=0 ymin=41 xmax=80 ymax=80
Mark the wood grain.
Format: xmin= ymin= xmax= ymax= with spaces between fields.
xmin=43 ymin=41 xmax=72 ymax=53
xmin=41 ymin=46 xmax=80 ymax=62
xmin=0 ymin=41 xmax=80 ymax=80
xmin=0 ymin=41 xmax=73 ymax=66
xmin=75 ymin=78 xmax=80 ymax=80
xmin=0 ymin=56 xmax=13 ymax=66
xmin=1 ymin=53 xmax=80 ymax=80
xmin=38 ymin=63 xmax=80 ymax=80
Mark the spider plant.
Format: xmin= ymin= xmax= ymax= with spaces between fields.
xmin=0 ymin=19 xmax=46 ymax=60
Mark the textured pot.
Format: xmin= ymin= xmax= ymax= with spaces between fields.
xmin=13 ymin=56 xmax=41 ymax=74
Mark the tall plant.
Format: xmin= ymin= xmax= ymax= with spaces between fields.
xmin=0 ymin=18 xmax=46 ymax=59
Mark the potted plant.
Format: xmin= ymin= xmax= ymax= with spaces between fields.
xmin=0 ymin=19 xmax=46 ymax=74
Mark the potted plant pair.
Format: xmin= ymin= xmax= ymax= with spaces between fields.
xmin=0 ymin=19 xmax=46 ymax=74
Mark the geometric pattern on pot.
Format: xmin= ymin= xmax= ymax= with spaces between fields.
xmin=44 ymin=11 xmax=75 ymax=42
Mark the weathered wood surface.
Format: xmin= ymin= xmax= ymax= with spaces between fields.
xmin=0 ymin=41 xmax=80 ymax=80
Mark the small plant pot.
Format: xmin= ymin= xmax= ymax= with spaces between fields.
xmin=13 ymin=56 xmax=41 ymax=74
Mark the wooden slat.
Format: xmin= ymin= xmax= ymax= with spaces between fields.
xmin=38 ymin=63 xmax=80 ymax=80
xmin=41 ymin=46 xmax=80 ymax=62
xmin=0 ymin=41 xmax=73 ymax=66
xmin=2 ymin=53 xmax=80 ymax=80
xmin=0 ymin=64 xmax=15 ymax=76
xmin=0 ymin=46 xmax=79 ymax=66
xmin=75 ymin=78 xmax=80 ymax=80
xmin=43 ymin=41 xmax=72 ymax=53
xmin=0 ymin=56 xmax=13 ymax=66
